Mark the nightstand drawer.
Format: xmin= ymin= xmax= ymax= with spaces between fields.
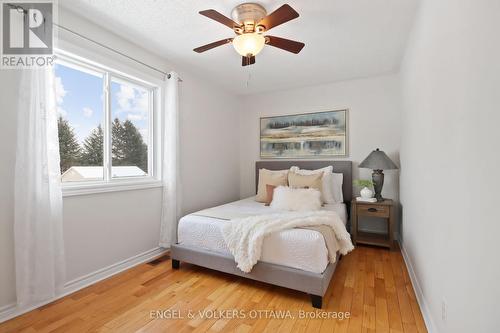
xmin=357 ymin=205 xmax=390 ymax=218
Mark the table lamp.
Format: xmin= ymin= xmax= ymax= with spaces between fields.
xmin=359 ymin=148 xmax=398 ymax=201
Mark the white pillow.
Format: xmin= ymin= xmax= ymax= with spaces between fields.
xmin=270 ymin=186 xmax=321 ymax=211
xmin=290 ymin=166 xmax=343 ymax=203
xmin=331 ymin=172 xmax=344 ymax=203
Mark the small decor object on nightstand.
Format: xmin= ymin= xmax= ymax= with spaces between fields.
xmin=359 ymin=148 xmax=398 ymax=201
xmin=353 ymin=179 xmax=375 ymax=198
xmin=356 ymin=196 xmax=377 ymax=203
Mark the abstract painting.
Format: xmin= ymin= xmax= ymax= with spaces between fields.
xmin=260 ymin=109 xmax=348 ymax=158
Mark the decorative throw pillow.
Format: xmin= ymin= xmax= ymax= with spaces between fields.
xmin=290 ymin=166 xmax=344 ymax=204
xmin=264 ymin=184 xmax=276 ymax=206
xmin=288 ymin=171 xmax=324 ymax=202
xmin=255 ymin=169 xmax=288 ymax=202
xmin=270 ymin=186 xmax=321 ymax=211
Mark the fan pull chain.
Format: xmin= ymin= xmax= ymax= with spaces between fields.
xmin=246 ymin=69 xmax=252 ymax=88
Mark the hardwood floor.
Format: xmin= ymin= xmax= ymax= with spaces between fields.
xmin=0 ymin=245 xmax=427 ymax=332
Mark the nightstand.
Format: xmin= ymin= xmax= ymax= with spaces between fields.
xmin=351 ymin=199 xmax=395 ymax=250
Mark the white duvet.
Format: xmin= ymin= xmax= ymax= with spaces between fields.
xmin=177 ymin=197 xmax=349 ymax=273
xmin=221 ymin=211 xmax=354 ymax=273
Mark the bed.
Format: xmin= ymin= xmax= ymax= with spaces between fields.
xmin=171 ymin=160 xmax=352 ymax=308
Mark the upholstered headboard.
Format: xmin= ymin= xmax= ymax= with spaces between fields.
xmin=255 ymin=160 xmax=352 ymax=203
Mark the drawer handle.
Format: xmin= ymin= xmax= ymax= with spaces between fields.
xmin=368 ymin=208 xmax=377 ymax=212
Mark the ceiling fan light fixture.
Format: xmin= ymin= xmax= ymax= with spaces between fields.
xmin=232 ymin=33 xmax=265 ymax=57
xmin=195 ymin=4 xmax=304 ymax=66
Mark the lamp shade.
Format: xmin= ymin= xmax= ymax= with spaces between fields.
xmin=232 ymin=33 xmax=265 ymax=57
xmin=359 ymin=148 xmax=398 ymax=170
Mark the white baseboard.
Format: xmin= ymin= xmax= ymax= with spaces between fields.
xmin=399 ymin=240 xmax=438 ymax=333
xmin=0 ymin=246 xmax=168 ymax=324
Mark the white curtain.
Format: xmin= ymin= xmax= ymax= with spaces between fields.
xmin=14 ymin=68 xmax=65 ymax=306
xmin=159 ymin=72 xmax=181 ymax=248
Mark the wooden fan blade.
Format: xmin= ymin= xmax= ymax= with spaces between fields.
xmin=242 ymin=55 xmax=256 ymax=66
xmin=193 ymin=38 xmax=233 ymax=53
xmin=257 ymin=4 xmax=299 ymax=31
xmin=199 ymin=9 xmax=241 ymax=30
xmin=265 ymin=35 xmax=305 ymax=54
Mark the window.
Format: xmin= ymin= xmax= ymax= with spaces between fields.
xmin=110 ymin=77 xmax=150 ymax=178
xmin=55 ymin=53 xmax=158 ymax=192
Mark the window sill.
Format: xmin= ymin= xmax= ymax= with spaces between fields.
xmin=62 ymin=180 xmax=163 ymax=197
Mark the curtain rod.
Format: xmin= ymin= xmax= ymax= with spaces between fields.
xmin=51 ymin=22 xmax=181 ymax=81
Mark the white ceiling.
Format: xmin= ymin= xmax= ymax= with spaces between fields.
xmin=60 ymin=0 xmax=419 ymax=95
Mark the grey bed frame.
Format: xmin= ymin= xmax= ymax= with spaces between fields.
xmin=171 ymin=160 xmax=352 ymax=309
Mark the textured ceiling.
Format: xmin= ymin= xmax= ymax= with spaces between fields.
xmin=60 ymin=0 xmax=419 ymax=95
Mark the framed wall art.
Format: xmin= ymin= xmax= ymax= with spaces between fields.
xmin=260 ymin=109 xmax=348 ymax=158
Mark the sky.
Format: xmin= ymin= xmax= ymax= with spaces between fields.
xmin=54 ymin=63 xmax=149 ymax=144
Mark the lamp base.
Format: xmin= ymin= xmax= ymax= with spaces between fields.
xmin=372 ymin=170 xmax=385 ymax=202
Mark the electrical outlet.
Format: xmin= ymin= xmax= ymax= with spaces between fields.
xmin=441 ymin=299 xmax=447 ymax=322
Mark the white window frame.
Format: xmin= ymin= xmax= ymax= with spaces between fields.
xmin=56 ymin=51 xmax=162 ymax=197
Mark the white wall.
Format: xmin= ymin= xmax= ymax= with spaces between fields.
xmin=62 ymin=189 xmax=162 ymax=282
xmin=238 ymin=74 xmax=401 ymax=233
xmin=0 ymin=7 xmax=240 ymax=311
xmin=178 ymin=71 xmax=240 ymax=215
xmin=399 ymin=1 xmax=500 ymax=332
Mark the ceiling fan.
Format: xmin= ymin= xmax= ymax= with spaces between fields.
xmin=193 ymin=3 xmax=305 ymax=66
